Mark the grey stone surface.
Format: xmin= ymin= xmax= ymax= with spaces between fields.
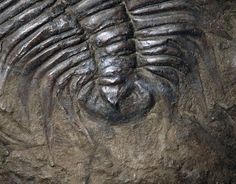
xmin=0 ymin=0 xmax=235 ymax=183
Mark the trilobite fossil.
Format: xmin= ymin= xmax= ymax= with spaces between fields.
xmin=0 ymin=0 xmax=208 ymax=164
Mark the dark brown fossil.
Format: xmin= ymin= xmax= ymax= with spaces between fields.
xmin=1 ymin=1 xmax=236 ymax=183
xmin=0 ymin=0 xmax=203 ymax=121
xmin=0 ymin=0 xmax=210 ymax=165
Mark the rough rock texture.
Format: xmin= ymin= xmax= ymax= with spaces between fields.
xmin=0 ymin=0 xmax=236 ymax=183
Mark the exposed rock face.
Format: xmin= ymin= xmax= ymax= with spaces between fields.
xmin=0 ymin=0 xmax=235 ymax=183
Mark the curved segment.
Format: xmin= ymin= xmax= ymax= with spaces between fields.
xmin=67 ymin=0 xmax=201 ymax=122
xmin=0 ymin=0 xmax=203 ymax=124
xmin=77 ymin=79 xmax=154 ymax=123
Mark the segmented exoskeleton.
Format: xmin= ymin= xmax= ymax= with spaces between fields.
xmin=0 ymin=0 xmax=203 ymax=164
xmin=69 ymin=0 xmax=201 ymax=122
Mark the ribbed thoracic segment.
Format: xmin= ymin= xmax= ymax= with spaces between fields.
xmin=71 ymin=1 xmax=136 ymax=106
xmin=0 ymin=0 xmax=94 ymax=115
xmin=126 ymin=0 xmax=198 ymax=35
xmin=66 ymin=0 xmax=202 ymax=122
xmin=0 ymin=0 xmax=202 ymax=123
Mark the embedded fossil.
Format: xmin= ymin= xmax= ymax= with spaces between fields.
xmin=0 ymin=0 xmax=202 ymax=121
xmin=0 ymin=0 xmax=205 ymax=164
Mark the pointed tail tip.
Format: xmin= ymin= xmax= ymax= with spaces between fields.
xmin=101 ymin=85 xmax=127 ymax=107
